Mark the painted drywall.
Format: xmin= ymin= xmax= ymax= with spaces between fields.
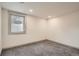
xmin=1 ymin=2 xmax=79 ymax=19
xmin=1 ymin=2 xmax=79 ymax=49
xmin=48 ymin=11 xmax=79 ymax=49
xmin=2 ymin=9 xmax=47 ymax=49
xmin=0 ymin=7 xmax=2 ymax=54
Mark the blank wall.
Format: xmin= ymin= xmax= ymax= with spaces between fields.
xmin=1 ymin=8 xmax=79 ymax=49
xmin=0 ymin=7 xmax=2 ymax=54
xmin=48 ymin=11 xmax=79 ymax=49
xmin=2 ymin=9 xmax=47 ymax=49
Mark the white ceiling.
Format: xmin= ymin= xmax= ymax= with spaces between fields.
xmin=1 ymin=2 xmax=79 ymax=19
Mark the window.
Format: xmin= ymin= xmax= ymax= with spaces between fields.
xmin=8 ymin=11 xmax=26 ymax=34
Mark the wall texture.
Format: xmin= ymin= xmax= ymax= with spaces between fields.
xmin=2 ymin=9 xmax=47 ymax=49
xmin=48 ymin=11 xmax=79 ymax=49
xmin=0 ymin=7 xmax=1 ymax=54
xmin=2 ymin=8 xmax=79 ymax=49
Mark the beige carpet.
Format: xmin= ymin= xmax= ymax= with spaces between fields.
xmin=1 ymin=40 xmax=79 ymax=56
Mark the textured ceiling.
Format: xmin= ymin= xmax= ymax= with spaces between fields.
xmin=1 ymin=2 xmax=79 ymax=19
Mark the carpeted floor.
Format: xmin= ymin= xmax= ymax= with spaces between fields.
xmin=1 ymin=40 xmax=79 ymax=56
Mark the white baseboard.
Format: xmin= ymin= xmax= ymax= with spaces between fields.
xmin=49 ymin=39 xmax=79 ymax=49
xmin=3 ymin=39 xmax=46 ymax=50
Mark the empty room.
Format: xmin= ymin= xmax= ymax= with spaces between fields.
xmin=0 ymin=2 xmax=79 ymax=56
